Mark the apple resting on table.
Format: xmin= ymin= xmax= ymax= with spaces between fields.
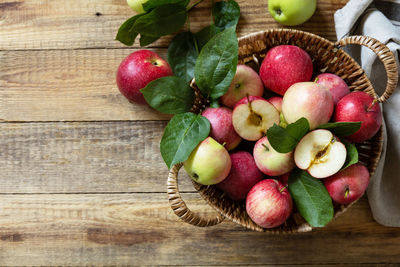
xmin=316 ymin=73 xmax=350 ymax=105
xmin=294 ymin=129 xmax=347 ymax=179
xmin=268 ymin=0 xmax=317 ymax=26
xmin=116 ymin=50 xmax=173 ymax=105
xmin=217 ymin=151 xmax=263 ymax=200
xmin=260 ymin=45 xmax=313 ymax=95
xmin=232 ymin=96 xmax=280 ymax=141
xmin=246 ymin=179 xmax=293 ymax=228
xmin=282 ymin=82 xmax=334 ymax=130
xmin=221 ymin=65 xmax=264 ymax=108
xmin=202 ymin=107 xmax=242 ymax=151
xmin=334 ymin=91 xmax=382 ymax=143
xmin=253 ymin=136 xmax=295 ymax=176
xmin=323 ymin=163 xmax=370 ymax=204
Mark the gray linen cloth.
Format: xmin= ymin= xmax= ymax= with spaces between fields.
xmin=334 ymin=0 xmax=400 ymax=226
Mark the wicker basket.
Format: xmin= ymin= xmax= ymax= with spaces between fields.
xmin=167 ymin=29 xmax=398 ymax=233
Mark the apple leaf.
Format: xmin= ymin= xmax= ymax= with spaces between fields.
xmin=266 ymin=118 xmax=310 ymax=153
xmin=160 ymin=113 xmax=210 ymax=169
xmin=194 ymin=25 xmax=222 ymax=51
xmin=341 ymin=140 xmax=359 ymax=170
xmin=115 ymin=14 xmax=144 ymax=46
xmin=141 ymin=76 xmax=195 ymax=114
xmin=288 ymin=168 xmax=334 ymax=227
xmin=133 ymin=4 xmax=188 ymax=38
xmin=212 ymin=0 xmax=241 ymax=30
xmin=168 ymin=32 xmax=199 ymax=83
xmin=318 ymin=122 xmax=361 ymax=138
xmin=194 ymin=27 xmax=238 ymax=100
xmin=139 ymin=35 xmax=160 ymax=47
xmin=142 ymin=0 xmax=190 ymax=12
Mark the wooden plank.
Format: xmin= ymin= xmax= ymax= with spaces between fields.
xmin=0 ymin=0 xmax=348 ymax=51
xmin=0 ymin=193 xmax=398 ymax=266
xmin=0 ymin=49 xmax=171 ymax=122
xmin=0 ymin=121 xmax=197 ymax=193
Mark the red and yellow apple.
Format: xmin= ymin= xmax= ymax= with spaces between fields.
xmin=221 ymin=65 xmax=264 ymax=108
xmin=184 ymin=137 xmax=231 ymax=185
xmin=282 ymin=82 xmax=334 ymax=129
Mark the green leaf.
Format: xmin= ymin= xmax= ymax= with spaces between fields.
xmin=133 ymin=4 xmax=188 ymax=38
xmin=288 ymin=169 xmax=334 ymax=227
xmin=318 ymin=122 xmax=361 ymax=138
xmin=160 ymin=113 xmax=210 ymax=169
xmin=168 ymin=32 xmax=199 ymax=83
xmin=342 ymin=140 xmax=359 ymax=170
xmin=139 ymin=35 xmax=160 ymax=47
xmin=212 ymin=0 xmax=240 ymax=30
xmin=194 ymin=27 xmax=238 ymax=100
xmin=115 ymin=14 xmax=144 ymax=46
xmin=141 ymin=76 xmax=195 ymax=114
xmin=266 ymin=117 xmax=310 ymax=153
xmin=143 ymin=0 xmax=190 ymax=12
xmin=194 ymin=25 xmax=222 ymax=50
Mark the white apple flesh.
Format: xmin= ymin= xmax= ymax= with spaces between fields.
xmin=232 ymin=97 xmax=280 ymax=141
xmin=294 ymin=130 xmax=346 ymax=179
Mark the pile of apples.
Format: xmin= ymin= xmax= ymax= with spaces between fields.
xmin=183 ymin=45 xmax=381 ymax=229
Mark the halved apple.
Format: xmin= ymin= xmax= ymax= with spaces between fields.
xmin=294 ymin=129 xmax=346 ymax=178
xmin=232 ymin=97 xmax=280 ymax=141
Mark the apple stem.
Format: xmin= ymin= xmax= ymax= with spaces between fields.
xmin=314 ymin=77 xmax=319 ymax=83
xmin=367 ymin=99 xmax=378 ymax=112
xmin=187 ymin=0 xmax=204 ymax=11
xmin=344 ymin=187 xmax=350 ymax=199
xmin=280 ymin=185 xmax=288 ymax=193
xmin=262 ymin=143 xmax=269 ymax=151
xmin=222 ymin=142 xmax=227 ymax=147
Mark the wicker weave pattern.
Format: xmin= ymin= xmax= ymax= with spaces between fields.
xmin=167 ymin=29 xmax=398 ymax=232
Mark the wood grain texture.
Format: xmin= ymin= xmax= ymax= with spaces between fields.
xmin=0 ymin=0 xmax=347 ymax=51
xmin=0 ymin=193 xmax=398 ymax=266
xmin=0 ymin=49 xmax=171 ymax=121
xmin=0 ymin=121 xmax=197 ymax=193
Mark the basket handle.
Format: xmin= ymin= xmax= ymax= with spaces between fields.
xmin=335 ymin=36 xmax=398 ymax=103
xmin=167 ymin=164 xmax=225 ymax=227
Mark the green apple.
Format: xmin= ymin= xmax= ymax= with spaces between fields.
xmin=268 ymin=0 xmax=317 ymax=26
xmin=184 ymin=137 xmax=231 ymax=185
xmin=127 ymin=0 xmax=148 ymax=14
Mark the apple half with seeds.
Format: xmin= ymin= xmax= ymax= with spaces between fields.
xmin=232 ymin=97 xmax=280 ymax=141
xmin=294 ymin=129 xmax=346 ymax=178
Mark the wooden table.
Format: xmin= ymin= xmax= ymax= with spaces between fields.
xmin=1 ymin=0 xmax=400 ymax=265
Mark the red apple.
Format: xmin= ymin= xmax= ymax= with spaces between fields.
xmin=316 ymin=73 xmax=350 ymax=104
xmin=221 ymin=65 xmax=264 ymax=108
xmin=259 ymin=45 xmax=313 ymax=95
xmin=116 ymin=50 xmax=173 ymax=104
xmin=202 ymin=107 xmax=242 ymax=151
xmin=246 ymin=179 xmax=293 ymax=228
xmin=282 ymin=82 xmax=334 ymax=129
xmin=334 ymin=91 xmax=382 ymax=143
xmin=323 ymin=163 xmax=370 ymax=204
xmin=217 ymin=151 xmax=264 ymax=200
xmin=253 ymin=136 xmax=295 ymax=176
xmin=232 ymin=96 xmax=280 ymax=141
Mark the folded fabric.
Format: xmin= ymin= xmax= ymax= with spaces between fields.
xmin=334 ymin=0 xmax=400 ymax=226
